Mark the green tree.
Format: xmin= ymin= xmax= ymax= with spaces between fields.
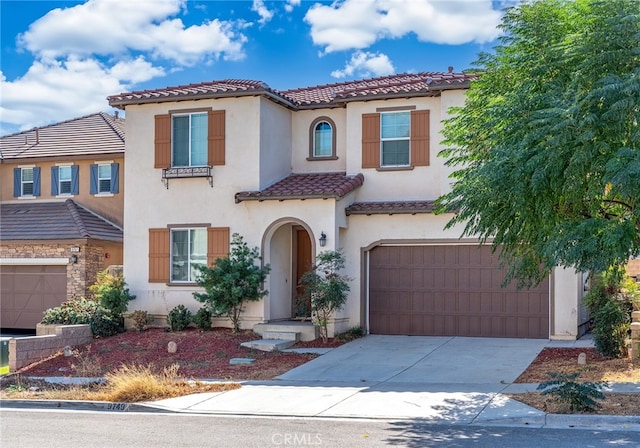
xmin=437 ymin=0 xmax=640 ymax=287
xmin=298 ymin=250 xmax=351 ymax=343
xmin=193 ymin=233 xmax=270 ymax=333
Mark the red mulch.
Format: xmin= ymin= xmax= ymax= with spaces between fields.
xmin=16 ymin=328 xmax=345 ymax=381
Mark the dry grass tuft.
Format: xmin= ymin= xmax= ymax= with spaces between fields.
xmin=1 ymin=364 xmax=241 ymax=402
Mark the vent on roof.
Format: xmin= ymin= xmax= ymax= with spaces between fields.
xmin=11 ymin=210 xmax=30 ymax=215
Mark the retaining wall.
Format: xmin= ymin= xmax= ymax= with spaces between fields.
xmin=9 ymin=324 xmax=93 ymax=371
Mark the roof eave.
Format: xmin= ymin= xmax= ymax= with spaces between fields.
xmin=235 ymin=193 xmax=340 ymax=203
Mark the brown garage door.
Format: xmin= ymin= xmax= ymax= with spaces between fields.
xmin=0 ymin=265 xmax=67 ymax=330
xmin=369 ymin=245 xmax=549 ymax=338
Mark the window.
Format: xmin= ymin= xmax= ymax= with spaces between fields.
xmin=13 ymin=167 xmax=41 ymax=197
xmin=51 ymin=165 xmax=79 ymax=196
xmin=171 ymin=228 xmax=207 ymax=282
xmin=172 ymin=113 xmax=208 ymax=167
xmin=90 ymin=163 xmax=119 ymax=194
xmin=59 ymin=166 xmax=72 ymax=194
xmin=308 ymin=117 xmax=337 ymax=160
xmin=361 ymin=109 xmax=430 ymax=169
xmin=381 ymin=112 xmax=410 ymax=167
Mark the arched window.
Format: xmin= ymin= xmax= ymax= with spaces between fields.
xmin=308 ymin=117 xmax=337 ymax=160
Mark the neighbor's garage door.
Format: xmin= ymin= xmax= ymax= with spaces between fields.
xmin=0 ymin=265 xmax=67 ymax=330
xmin=369 ymin=245 xmax=549 ymax=338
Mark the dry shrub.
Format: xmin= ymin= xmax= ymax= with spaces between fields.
xmin=71 ymin=347 xmax=102 ymax=377
xmin=97 ymin=364 xmax=240 ymax=402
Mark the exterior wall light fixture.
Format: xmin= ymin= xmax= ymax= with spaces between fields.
xmin=70 ymin=254 xmax=78 ymax=264
xmin=319 ymin=232 xmax=327 ymax=247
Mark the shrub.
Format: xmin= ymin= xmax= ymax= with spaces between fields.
xmin=537 ymin=371 xmax=607 ymax=412
xmin=335 ymin=326 xmax=364 ymax=342
xmin=298 ymin=250 xmax=351 ymax=343
xmin=41 ymin=297 xmax=119 ymax=338
xmin=129 ymin=310 xmax=152 ymax=332
xmin=193 ymin=233 xmax=270 ymax=333
xmin=584 ymin=268 xmax=631 ymax=358
xmin=194 ymin=308 xmax=212 ymax=331
xmin=89 ymin=269 xmax=136 ymax=332
xmin=167 ymin=305 xmax=192 ymax=332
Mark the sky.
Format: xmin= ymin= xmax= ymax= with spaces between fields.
xmin=0 ymin=0 xmax=518 ymax=136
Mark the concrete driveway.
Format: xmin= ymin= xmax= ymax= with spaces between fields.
xmin=277 ymin=335 xmax=549 ymax=391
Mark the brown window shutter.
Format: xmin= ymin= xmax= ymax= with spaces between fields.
xmin=362 ymin=113 xmax=380 ymax=168
xmin=149 ymin=228 xmax=170 ymax=283
xmin=207 ymin=227 xmax=230 ymax=266
xmin=411 ymin=110 xmax=430 ymax=166
xmin=208 ymin=110 xmax=225 ymax=166
xmin=154 ymin=114 xmax=171 ymax=169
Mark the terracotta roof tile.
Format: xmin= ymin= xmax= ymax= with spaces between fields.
xmin=345 ymin=200 xmax=436 ymax=215
xmin=108 ymin=72 xmax=477 ymax=109
xmin=0 ymin=112 xmax=125 ymax=160
xmin=235 ymin=172 xmax=364 ymax=203
xmin=0 ymin=200 xmax=123 ymax=242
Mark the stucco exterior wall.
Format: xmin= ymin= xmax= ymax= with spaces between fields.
xmin=1 ymin=157 xmax=125 ymax=227
xmin=259 ymin=99 xmax=292 ymax=189
xmin=290 ymin=108 xmax=347 ymax=173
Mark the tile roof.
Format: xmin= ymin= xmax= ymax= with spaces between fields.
xmin=345 ymin=200 xmax=436 ymax=215
xmin=108 ymin=71 xmax=477 ymax=110
xmin=0 ymin=200 xmax=123 ymax=242
xmin=0 ymin=112 xmax=125 ymax=161
xmin=235 ymin=172 xmax=364 ymax=203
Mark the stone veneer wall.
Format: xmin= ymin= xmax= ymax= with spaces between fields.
xmin=0 ymin=242 xmax=109 ymax=299
xmin=9 ymin=324 xmax=93 ymax=371
xmin=626 ymin=258 xmax=640 ymax=278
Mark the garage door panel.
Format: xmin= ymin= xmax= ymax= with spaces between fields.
xmin=1 ymin=264 xmax=67 ymax=329
xmin=369 ymin=245 xmax=549 ymax=338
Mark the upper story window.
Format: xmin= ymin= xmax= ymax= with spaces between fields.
xmin=90 ymin=162 xmax=120 ymax=195
xmin=172 ymin=112 xmax=208 ymax=167
xmin=171 ymin=227 xmax=207 ymax=283
xmin=361 ymin=108 xmax=430 ymax=170
xmin=308 ymin=116 xmax=337 ymax=160
xmin=154 ymin=110 xmax=225 ymax=173
xmin=51 ymin=165 xmax=79 ymax=196
xmin=381 ymin=112 xmax=410 ymax=167
xmin=12 ymin=166 xmax=41 ymax=198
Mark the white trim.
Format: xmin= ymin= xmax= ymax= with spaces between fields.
xmin=95 ymin=160 xmax=114 ymax=164
xmin=17 ymin=195 xmax=36 ymax=200
xmin=94 ymin=193 xmax=114 ymax=198
xmin=17 ymin=164 xmax=35 ymax=168
xmin=0 ymin=258 xmax=69 ymax=266
xmin=55 ymin=162 xmax=74 ymax=166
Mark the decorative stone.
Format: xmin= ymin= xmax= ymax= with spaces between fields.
xmin=229 ymin=358 xmax=255 ymax=365
xmin=63 ymin=345 xmax=73 ymax=357
xmin=168 ymin=341 xmax=177 ymax=353
xmin=578 ymin=352 xmax=586 ymax=365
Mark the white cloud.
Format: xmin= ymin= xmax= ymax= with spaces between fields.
xmin=331 ymin=51 xmax=395 ymax=79
xmin=305 ymin=0 xmax=502 ymax=53
xmin=285 ymin=0 xmax=301 ymax=13
xmin=1 ymin=0 xmax=250 ymax=134
xmin=18 ymin=0 xmax=247 ymax=64
xmin=252 ymin=0 xmax=274 ymax=25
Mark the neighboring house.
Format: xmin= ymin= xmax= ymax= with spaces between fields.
xmin=107 ymin=72 xmax=587 ymax=340
xmin=0 ymin=113 xmax=125 ymax=330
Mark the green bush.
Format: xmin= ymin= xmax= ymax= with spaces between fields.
xmin=194 ymin=308 xmax=212 ymax=331
xmin=335 ymin=326 xmax=364 ymax=342
xmin=41 ymin=297 xmax=119 ymax=338
xmin=167 ymin=305 xmax=192 ymax=332
xmin=584 ymin=268 xmax=631 ymax=358
xmin=193 ymin=233 xmax=270 ymax=333
xmin=537 ymin=371 xmax=607 ymax=412
xmin=89 ymin=269 xmax=136 ymax=332
xmin=129 ymin=310 xmax=152 ymax=332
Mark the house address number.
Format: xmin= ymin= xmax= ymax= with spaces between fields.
xmin=105 ymin=402 xmax=129 ymax=412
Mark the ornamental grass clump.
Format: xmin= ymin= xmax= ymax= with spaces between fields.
xmin=537 ymin=371 xmax=607 ymax=413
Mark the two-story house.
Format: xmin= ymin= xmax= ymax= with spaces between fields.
xmin=107 ymin=72 xmax=587 ymax=340
xmin=0 ymin=112 xmax=125 ymax=330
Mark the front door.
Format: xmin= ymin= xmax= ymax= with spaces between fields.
xmin=293 ymin=227 xmax=313 ymax=318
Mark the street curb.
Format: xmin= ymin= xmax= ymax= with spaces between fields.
xmin=0 ymin=399 xmax=172 ymax=413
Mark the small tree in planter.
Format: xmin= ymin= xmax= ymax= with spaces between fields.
xmin=193 ymin=233 xmax=270 ymax=333
xmin=298 ymin=250 xmax=351 ymax=343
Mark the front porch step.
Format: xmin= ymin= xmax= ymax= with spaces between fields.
xmin=240 ymin=339 xmax=296 ymax=352
xmin=262 ymin=330 xmax=300 ymax=342
xmin=254 ymin=321 xmax=319 ymax=342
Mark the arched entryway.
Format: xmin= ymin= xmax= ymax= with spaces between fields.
xmin=262 ymin=219 xmax=315 ymax=321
